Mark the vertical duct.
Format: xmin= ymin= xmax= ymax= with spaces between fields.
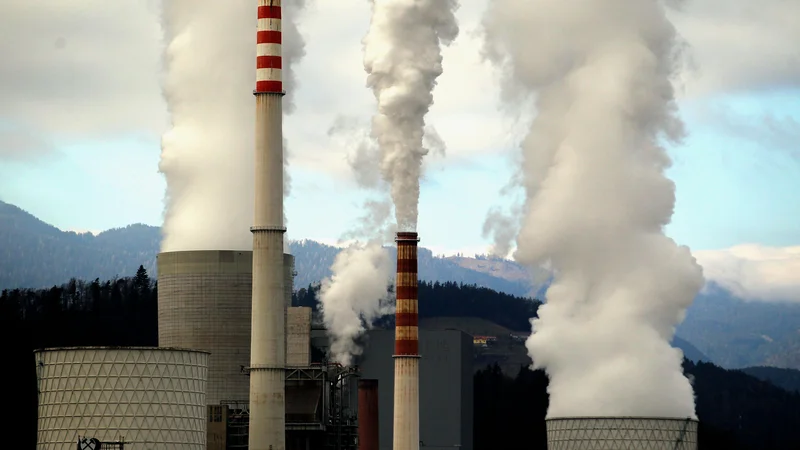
xmin=249 ymin=1 xmax=286 ymax=450
xmin=358 ymin=379 xmax=380 ymax=450
xmin=393 ymin=231 xmax=420 ymax=450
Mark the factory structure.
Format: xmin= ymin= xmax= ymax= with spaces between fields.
xmin=31 ymin=1 xmax=700 ymax=450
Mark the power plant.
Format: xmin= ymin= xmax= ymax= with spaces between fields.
xmin=30 ymin=2 xmax=703 ymax=450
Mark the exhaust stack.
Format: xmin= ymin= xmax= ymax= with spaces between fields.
xmin=248 ymin=1 xmax=286 ymax=450
xmin=393 ymin=231 xmax=420 ymax=450
xmin=358 ymin=379 xmax=380 ymax=450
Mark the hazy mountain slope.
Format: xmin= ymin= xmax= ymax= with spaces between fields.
xmin=741 ymin=366 xmax=800 ymax=393
xmin=0 ymin=201 xmax=160 ymax=289
xmin=677 ymin=284 xmax=800 ymax=369
xmin=288 ymin=239 xmax=532 ymax=296
xmin=673 ymin=335 xmax=711 ymax=363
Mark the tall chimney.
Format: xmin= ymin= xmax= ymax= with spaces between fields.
xmin=358 ymin=379 xmax=380 ymax=450
xmin=393 ymin=231 xmax=420 ymax=450
xmin=249 ymin=1 xmax=286 ymax=450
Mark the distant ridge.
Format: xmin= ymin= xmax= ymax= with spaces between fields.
xmin=3 ymin=199 xmax=800 ymax=370
xmin=0 ymin=200 xmax=534 ymax=296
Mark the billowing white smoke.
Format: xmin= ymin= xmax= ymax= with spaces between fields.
xmin=159 ymin=0 xmax=306 ymax=252
xmin=318 ymin=0 xmax=459 ymax=366
xmin=363 ymin=0 xmax=459 ymax=231
xmin=319 ymin=242 xmax=393 ymax=366
xmin=482 ymin=0 xmax=704 ymax=418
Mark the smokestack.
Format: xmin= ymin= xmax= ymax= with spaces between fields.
xmin=358 ymin=379 xmax=380 ymax=450
xmin=393 ymin=231 xmax=420 ymax=450
xmin=248 ymin=1 xmax=286 ymax=450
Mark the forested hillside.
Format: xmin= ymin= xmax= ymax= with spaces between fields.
xmin=473 ymin=360 xmax=800 ymax=450
xmin=3 ymin=270 xmax=800 ymax=449
xmin=677 ymin=284 xmax=800 ymax=369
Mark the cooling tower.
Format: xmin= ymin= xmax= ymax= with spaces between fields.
xmin=546 ymin=417 xmax=698 ymax=450
xmin=35 ymin=347 xmax=208 ymax=450
xmin=358 ymin=379 xmax=380 ymax=450
xmin=157 ymin=250 xmax=295 ymax=405
xmin=249 ymin=0 xmax=287 ymax=449
xmin=393 ymin=231 xmax=420 ymax=450
xmin=158 ymin=250 xmax=252 ymax=404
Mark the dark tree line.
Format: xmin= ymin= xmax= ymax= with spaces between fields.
xmin=294 ymin=280 xmax=541 ymax=331
xmin=473 ymin=360 xmax=800 ymax=450
xmin=1 ymin=266 xmax=157 ymax=448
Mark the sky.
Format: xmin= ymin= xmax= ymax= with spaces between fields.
xmin=0 ymin=0 xmax=798 ymax=300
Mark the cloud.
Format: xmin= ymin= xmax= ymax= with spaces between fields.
xmin=695 ymin=244 xmax=800 ymax=302
xmin=687 ymin=103 xmax=800 ymax=158
xmin=669 ymin=0 xmax=800 ymax=96
xmin=0 ymin=0 xmax=166 ymax=140
xmin=0 ymin=125 xmax=57 ymax=161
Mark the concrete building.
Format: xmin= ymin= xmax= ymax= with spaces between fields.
xmin=35 ymin=347 xmax=209 ymax=450
xmin=358 ymin=329 xmax=474 ymax=450
xmin=157 ymin=251 xmax=294 ymax=406
xmin=287 ymin=307 xmax=312 ymax=367
xmin=545 ymin=417 xmax=698 ymax=450
xmin=207 ymin=309 xmax=359 ymax=450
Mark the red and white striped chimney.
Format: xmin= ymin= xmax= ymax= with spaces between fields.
xmin=393 ymin=231 xmax=420 ymax=450
xmin=249 ymin=1 xmax=286 ymax=450
xmin=255 ymin=0 xmax=283 ymax=94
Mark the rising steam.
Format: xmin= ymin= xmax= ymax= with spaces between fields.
xmin=483 ymin=0 xmax=704 ymax=418
xmin=159 ymin=0 xmax=306 ymax=252
xmin=318 ymin=0 xmax=459 ymax=365
xmin=363 ymin=0 xmax=459 ymax=231
xmin=319 ymin=242 xmax=394 ymax=366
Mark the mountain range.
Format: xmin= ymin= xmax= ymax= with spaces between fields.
xmin=2 ymin=199 xmax=799 ymax=370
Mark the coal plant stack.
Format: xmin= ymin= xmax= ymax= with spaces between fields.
xmin=358 ymin=379 xmax=379 ymax=450
xmin=393 ymin=232 xmax=420 ymax=450
xmin=248 ymin=1 xmax=287 ymax=450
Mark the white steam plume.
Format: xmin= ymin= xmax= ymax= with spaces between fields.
xmin=319 ymin=242 xmax=394 ymax=366
xmin=318 ymin=0 xmax=460 ymax=366
xmin=159 ymin=0 xmax=306 ymax=252
xmin=483 ymin=0 xmax=704 ymax=418
xmin=363 ymin=0 xmax=460 ymax=231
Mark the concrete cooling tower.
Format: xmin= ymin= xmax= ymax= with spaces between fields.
xmin=546 ymin=417 xmax=698 ymax=450
xmin=35 ymin=347 xmax=208 ymax=450
xmin=157 ymin=250 xmax=294 ymax=405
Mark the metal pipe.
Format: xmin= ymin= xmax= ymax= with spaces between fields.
xmin=248 ymin=1 xmax=286 ymax=450
xmin=393 ymin=232 xmax=420 ymax=450
xmin=358 ymin=379 xmax=379 ymax=450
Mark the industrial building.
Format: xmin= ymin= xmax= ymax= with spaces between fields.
xmin=206 ymin=306 xmax=361 ymax=450
xmin=545 ymin=417 xmax=698 ymax=450
xmin=358 ymin=329 xmax=474 ymax=450
xmin=35 ymin=347 xmax=209 ymax=449
xmin=157 ymin=251 xmax=295 ymax=405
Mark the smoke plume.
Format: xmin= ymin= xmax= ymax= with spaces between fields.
xmin=319 ymin=242 xmax=394 ymax=366
xmin=159 ymin=0 xmax=306 ymax=252
xmin=363 ymin=0 xmax=460 ymax=231
xmin=318 ymin=0 xmax=460 ymax=364
xmin=483 ymin=0 xmax=704 ymax=418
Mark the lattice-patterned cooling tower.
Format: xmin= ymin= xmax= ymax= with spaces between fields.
xmin=35 ymin=347 xmax=208 ymax=450
xmin=546 ymin=417 xmax=698 ymax=450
